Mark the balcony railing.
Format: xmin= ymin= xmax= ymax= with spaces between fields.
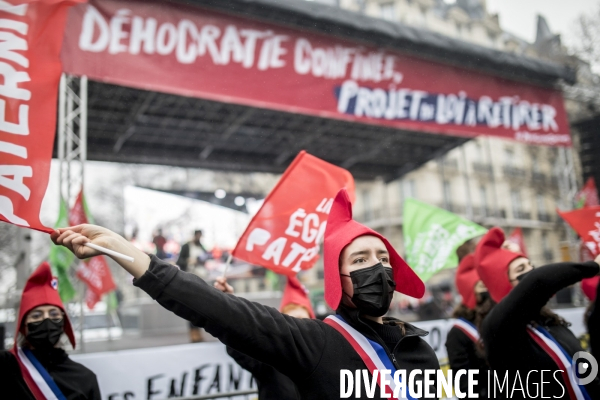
xmin=441 ymin=158 xmax=459 ymax=170
xmin=503 ymin=166 xmax=527 ymax=179
xmin=531 ymin=172 xmax=548 ymax=185
xmin=472 ymin=162 xmax=494 ymax=176
xmin=513 ymin=210 xmax=531 ymax=220
xmin=538 ymin=212 xmax=554 ymax=222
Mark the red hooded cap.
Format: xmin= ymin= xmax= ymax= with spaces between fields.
xmin=475 ymin=227 xmax=526 ymax=303
xmin=280 ymin=276 xmax=315 ymax=319
xmin=324 ymin=189 xmax=424 ymax=310
xmin=455 ymin=254 xmax=479 ymax=309
xmin=15 ymin=262 xmax=76 ymax=349
xmin=582 ymin=276 xmax=599 ymax=301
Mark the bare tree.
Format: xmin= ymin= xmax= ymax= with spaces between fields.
xmin=571 ymin=3 xmax=600 ymax=73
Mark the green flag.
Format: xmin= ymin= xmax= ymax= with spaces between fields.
xmin=403 ymin=199 xmax=488 ymax=282
xmin=48 ymin=199 xmax=76 ymax=302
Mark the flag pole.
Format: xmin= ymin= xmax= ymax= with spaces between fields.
xmin=84 ymin=243 xmax=134 ymax=263
xmin=221 ymin=254 xmax=233 ymax=277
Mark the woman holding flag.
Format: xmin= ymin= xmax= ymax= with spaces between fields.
xmin=476 ymin=227 xmax=600 ymax=399
xmin=0 ymin=262 xmax=101 ymax=399
xmin=53 ymin=189 xmax=440 ymax=399
xmin=445 ymin=253 xmax=489 ymax=398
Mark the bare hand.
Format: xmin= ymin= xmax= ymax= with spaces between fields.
xmin=595 ymin=253 xmax=600 ymax=267
xmin=51 ymin=224 xmax=117 ymax=259
xmin=214 ymin=276 xmax=234 ymax=294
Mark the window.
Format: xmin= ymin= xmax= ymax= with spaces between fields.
xmin=505 ymin=148 xmax=515 ymax=166
xmin=380 ymin=2 xmax=395 ymax=21
xmin=443 ymin=180 xmax=452 ymax=209
xmin=511 ymin=190 xmax=521 ymax=216
xmin=361 ymin=189 xmax=372 ymax=221
xmin=537 ymin=194 xmax=546 ymax=214
xmin=479 ymin=186 xmax=487 ymax=215
xmin=402 ymin=179 xmax=415 ymax=199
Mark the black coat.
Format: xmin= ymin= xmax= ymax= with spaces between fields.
xmin=134 ymin=256 xmax=440 ymax=399
xmin=0 ymin=347 xmax=101 ymax=399
xmin=226 ymin=346 xmax=300 ymax=399
xmin=445 ymin=324 xmax=488 ymax=398
xmin=481 ymin=261 xmax=600 ymax=399
xmin=587 ymin=277 xmax=600 ymax=361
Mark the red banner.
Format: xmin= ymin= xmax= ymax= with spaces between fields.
xmin=0 ymin=0 xmax=82 ymax=233
xmin=507 ymin=227 xmax=528 ymax=257
xmin=575 ymin=177 xmax=599 ymax=209
xmin=70 ymin=189 xmax=116 ymax=297
xmin=558 ymin=206 xmax=600 ymax=256
xmin=232 ymin=151 xmax=354 ymax=276
xmin=61 ymin=0 xmax=571 ymax=146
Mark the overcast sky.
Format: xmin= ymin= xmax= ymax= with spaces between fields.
xmin=486 ymin=0 xmax=598 ymax=47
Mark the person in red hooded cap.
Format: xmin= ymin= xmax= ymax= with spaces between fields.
xmin=445 ymin=253 xmax=489 ymax=398
xmin=0 ymin=262 xmax=101 ymax=399
xmin=582 ymin=276 xmax=600 ymax=360
xmin=476 ymin=227 xmax=600 ymax=399
xmin=53 ymin=188 xmax=439 ymax=399
xmin=216 ymin=275 xmax=314 ymax=399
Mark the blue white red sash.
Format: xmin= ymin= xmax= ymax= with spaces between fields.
xmin=526 ymin=325 xmax=591 ymax=400
xmin=11 ymin=347 xmax=66 ymax=400
xmin=453 ymin=318 xmax=480 ymax=343
xmin=324 ymin=315 xmax=417 ymax=400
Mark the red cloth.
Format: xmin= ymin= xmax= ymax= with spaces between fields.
xmin=279 ymin=276 xmax=315 ymax=318
xmin=323 ymin=189 xmax=424 ymax=310
xmin=456 ymin=254 xmax=479 ymax=309
xmin=14 ymin=262 xmax=76 ymax=350
xmin=582 ymin=276 xmax=599 ymax=301
xmin=475 ymin=227 xmax=525 ymax=303
xmin=558 ymin=206 xmax=600 ymax=256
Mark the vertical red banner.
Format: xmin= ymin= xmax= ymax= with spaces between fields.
xmin=0 ymin=0 xmax=83 ymax=232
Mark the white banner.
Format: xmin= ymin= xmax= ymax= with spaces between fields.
xmin=71 ymin=308 xmax=586 ymax=399
xmin=72 ymin=342 xmax=256 ymax=400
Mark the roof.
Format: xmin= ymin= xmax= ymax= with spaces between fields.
xmin=183 ymin=0 xmax=575 ymax=85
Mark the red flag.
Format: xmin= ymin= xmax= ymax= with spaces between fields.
xmin=0 ymin=0 xmax=83 ymax=233
xmin=575 ymin=177 xmax=599 ymax=208
xmin=507 ymin=227 xmax=528 ymax=257
xmin=70 ymin=189 xmax=116 ymax=297
xmin=68 ymin=190 xmax=87 ymax=226
xmin=77 ymin=257 xmax=115 ymax=297
xmin=558 ymin=206 xmax=600 ymax=256
xmin=85 ymin=286 xmax=101 ymax=310
xmin=232 ymin=151 xmax=355 ymax=276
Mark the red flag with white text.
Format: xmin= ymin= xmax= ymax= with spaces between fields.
xmin=70 ymin=189 xmax=116 ymax=301
xmin=507 ymin=227 xmax=528 ymax=257
xmin=558 ymin=206 xmax=600 ymax=256
xmin=232 ymin=151 xmax=355 ymax=276
xmin=0 ymin=0 xmax=84 ymax=233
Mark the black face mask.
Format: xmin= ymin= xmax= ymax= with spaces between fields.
xmin=342 ymin=263 xmax=396 ymax=317
xmin=476 ymin=291 xmax=490 ymax=306
xmin=26 ymin=318 xmax=64 ymax=350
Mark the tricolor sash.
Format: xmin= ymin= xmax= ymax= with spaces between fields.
xmin=453 ymin=317 xmax=480 ymax=343
xmin=11 ymin=347 xmax=66 ymax=400
xmin=324 ymin=315 xmax=418 ymax=400
xmin=527 ymin=325 xmax=591 ymax=400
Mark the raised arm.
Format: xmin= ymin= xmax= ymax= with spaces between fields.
xmin=483 ymin=260 xmax=600 ymax=337
xmin=52 ymin=225 xmax=325 ymax=378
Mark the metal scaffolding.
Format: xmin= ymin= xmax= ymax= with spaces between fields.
xmin=57 ymin=74 xmax=89 ymax=351
xmin=58 ymin=74 xmax=88 ymax=208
